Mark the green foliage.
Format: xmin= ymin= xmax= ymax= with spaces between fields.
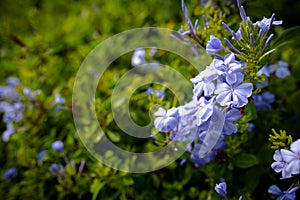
xmin=269 ymin=129 xmax=293 ymax=150
xmin=272 ymin=26 xmax=300 ymax=49
xmin=0 ymin=0 xmax=300 ymax=199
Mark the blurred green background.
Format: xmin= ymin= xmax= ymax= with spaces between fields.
xmin=1 ymin=0 xmax=300 ymax=199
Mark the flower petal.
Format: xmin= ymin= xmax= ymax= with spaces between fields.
xmin=268 ymin=185 xmax=282 ymax=196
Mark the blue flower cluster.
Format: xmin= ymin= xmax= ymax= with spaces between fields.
xmin=271 ymin=139 xmax=300 ymax=179
xmin=254 ymin=60 xmax=290 ymax=111
xmin=154 ymin=51 xmax=252 ymax=166
xmin=206 ymin=12 xmax=282 ymax=61
xmin=0 ymin=77 xmax=47 ymax=142
xmin=268 ymin=139 xmax=300 ymax=199
xmin=47 ymin=140 xmax=85 ymax=179
xmin=154 ymin=0 xmax=273 ymax=166
xmin=145 ymin=86 xmax=166 ymax=100
xmin=0 ymin=78 xmax=34 ymax=180
xmin=131 ymin=47 xmax=160 ymax=68
xmin=0 ymin=77 xmax=24 ymax=142
xmin=1 ymin=78 xmax=68 ymax=180
xmin=152 ymin=2 xmax=297 ymax=198
xmin=257 ymin=61 xmax=290 ymax=79
xmin=153 ymin=0 xmax=294 ymax=169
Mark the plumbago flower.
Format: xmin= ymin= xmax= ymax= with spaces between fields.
xmin=214 ymin=179 xmax=243 ymax=199
xmin=52 ymin=140 xmax=64 ymax=152
xmin=2 ymin=167 xmax=17 ymax=180
xmin=254 ymin=17 xmax=283 ymax=33
xmin=215 ymin=72 xmax=253 ymax=108
xmin=257 ymin=61 xmax=290 ymax=79
xmin=0 ymin=77 xmax=24 ymax=142
xmin=268 ymin=185 xmax=298 ymax=200
xmin=151 ymin=0 xmax=294 ymax=198
xmin=271 ymin=149 xmax=292 ymax=178
xmin=222 ymin=108 xmax=242 ymax=135
xmin=270 ymin=139 xmax=300 ymax=199
xmin=206 ymin=35 xmax=225 ymax=55
xmin=154 ymin=51 xmax=252 ymax=166
xmin=272 ymin=139 xmax=300 ymax=178
xmin=204 ymin=0 xmax=283 ymax=82
xmin=0 ymin=77 xmax=43 ymax=142
xmin=49 ymin=163 xmax=66 ymax=177
xmin=153 ymin=0 xmax=263 ymax=167
xmin=154 ymin=107 xmax=180 ymax=133
xmin=190 ymin=63 xmax=218 ymax=97
xmin=253 ymin=91 xmax=275 ymax=111
xmin=215 ymin=181 xmax=227 ymax=198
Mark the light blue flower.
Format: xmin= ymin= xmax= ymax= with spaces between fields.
xmin=215 ymin=53 xmax=243 ymax=73
xmin=206 ymin=35 xmax=224 ymax=55
xmin=2 ymin=123 xmax=15 ymax=142
xmin=2 ymin=167 xmax=17 ymax=180
xmin=55 ymin=93 xmax=66 ymax=104
xmin=230 ymin=28 xmax=242 ymax=41
xmin=190 ymin=63 xmax=218 ymax=97
xmin=275 ymin=61 xmax=290 ymax=78
xmin=214 ymin=53 xmax=244 ymax=84
xmin=222 ymin=108 xmax=242 ymax=135
xmin=78 ymin=160 xmax=86 ymax=173
xmin=6 ymin=77 xmax=20 ymax=87
xmin=237 ymin=0 xmax=248 ymax=21
xmin=145 ymin=87 xmax=154 ymax=96
xmin=215 ymin=72 xmax=253 ymax=108
xmin=257 ymin=61 xmax=290 ymax=78
xmin=235 ymin=29 xmax=242 ymax=40
xmin=255 ymin=15 xmax=282 ymax=33
xmin=154 ymin=107 xmax=179 ymax=133
xmin=131 ymin=48 xmax=146 ymax=67
xmin=2 ymin=103 xmax=24 ymax=123
xmin=0 ymin=101 xmax=9 ymax=113
xmin=23 ymin=87 xmax=41 ymax=101
xmin=256 ymin=80 xmax=268 ymax=89
xmin=190 ymin=143 xmax=216 ymax=166
xmin=200 ymin=0 xmax=206 ymax=5
xmin=257 ymin=65 xmax=275 ymax=77
xmin=155 ymin=90 xmax=166 ymax=99
xmin=49 ymin=163 xmax=65 ymax=176
xmin=194 ymin=97 xmax=214 ymax=127
xmin=23 ymin=87 xmax=35 ymax=101
xmin=268 ymin=185 xmax=296 ymax=200
xmin=283 ymin=139 xmax=300 ymax=176
xmin=253 ymin=92 xmax=275 ymax=111
xmin=181 ymin=0 xmax=199 ymax=37
xmin=52 ymin=141 xmax=64 ymax=152
xmin=170 ymin=119 xmax=197 ymax=142
xmin=0 ymin=86 xmax=20 ymax=101
xmin=246 ymin=122 xmax=255 ymax=132
xmin=169 ymin=99 xmax=201 ymax=142
xmin=198 ymin=130 xmax=226 ymax=152
xmin=215 ymin=181 xmax=227 ymax=197
xmin=37 ymin=150 xmax=47 ymax=162
xmin=271 ymin=150 xmax=292 ymax=178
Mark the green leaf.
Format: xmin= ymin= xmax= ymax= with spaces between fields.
xmin=122 ymin=176 xmax=134 ymax=186
xmin=244 ymin=167 xmax=264 ymax=191
xmin=234 ymin=153 xmax=259 ymax=168
xmin=107 ymin=131 xmax=121 ymax=142
xmin=91 ymin=180 xmax=106 ymax=200
xmin=65 ymin=164 xmax=76 ymax=176
xmin=244 ymin=100 xmax=257 ymax=121
xmin=272 ymin=26 xmax=300 ymax=49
